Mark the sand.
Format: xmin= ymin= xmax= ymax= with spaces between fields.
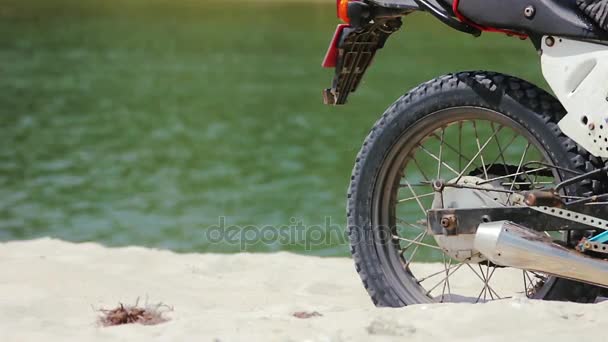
xmin=1 ymin=238 xmax=606 ymax=341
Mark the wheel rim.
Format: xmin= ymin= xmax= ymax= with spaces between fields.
xmin=372 ymin=107 xmax=574 ymax=304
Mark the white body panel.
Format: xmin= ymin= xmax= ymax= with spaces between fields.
xmin=541 ymin=36 xmax=608 ymax=158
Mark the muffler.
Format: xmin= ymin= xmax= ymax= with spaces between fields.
xmin=474 ymin=221 xmax=608 ymax=288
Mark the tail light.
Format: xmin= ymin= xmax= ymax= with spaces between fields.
xmin=337 ymin=0 xmax=352 ymax=23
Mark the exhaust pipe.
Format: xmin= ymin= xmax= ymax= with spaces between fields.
xmin=474 ymin=221 xmax=608 ymax=288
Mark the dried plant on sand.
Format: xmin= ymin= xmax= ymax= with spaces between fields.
xmin=97 ymin=298 xmax=172 ymax=327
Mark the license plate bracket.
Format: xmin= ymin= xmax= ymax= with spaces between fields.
xmin=322 ymin=19 xmax=402 ymax=105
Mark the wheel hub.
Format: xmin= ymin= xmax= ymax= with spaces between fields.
xmin=431 ymin=175 xmax=524 ymax=261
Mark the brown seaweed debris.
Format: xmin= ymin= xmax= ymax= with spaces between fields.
xmin=292 ymin=311 xmax=322 ymax=319
xmin=97 ymin=299 xmax=172 ymax=327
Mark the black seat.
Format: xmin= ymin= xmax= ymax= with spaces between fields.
xmin=369 ymin=0 xmax=608 ymax=41
xmin=454 ymin=0 xmax=608 ymax=42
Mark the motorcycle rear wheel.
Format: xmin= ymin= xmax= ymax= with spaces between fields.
xmin=348 ymin=71 xmax=602 ymax=306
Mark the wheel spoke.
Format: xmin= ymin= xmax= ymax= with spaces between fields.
xmin=440 ymin=254 xmax=453 ymax=302
xmin=454 ymin=127 xmax=502 ymax=184
xmin=430 ymin=132 xmax=479 ymax=171
xmin=523 ymin=270 xmax=543 ymax=298
xmin=473 ymin=121 xmax=489 ymax=180
xmin=437 ymin=128 xmax=445 ymax=179
xmin=443 ymin=183 xmax=515 ymax=194
xmin=425 ymin=262 xmax=465 ymax=296
xmin=412 ymin=157 xmax=432 ymax=183
xmin=466 ymin=263 xmax=501 ymax=301
xmin=399 ymin=230 xmax=426 ymax=253
xmin=477 ymin=167 xmax=549 ymax=185
xmin=417 ymin=144 xmax=460 ymax=177
xmin=403 ymin=180 xmax=428 ymax=215
xmin=477 ymin=264 xmax=488 ymax=302
xmin=417 ymin=261 xmax=462 ymax=283
xmin=485 ymin=262 xmax=497 ymax=300
xmin=476 ymin=285 xmax=487 ymax=303
xmin=488 ymin=122 xmax=510 ymax=176
xmin=485 ymin=132 xmax=519 ymax=167
xmin=404 ymin=237 xmax=424 ymax=268
xmin=392 ymin=235 xmax=442 ymax=250
xmin=500 ymin=181 xmax=553 ymax=186
xmin=398 ymin=192 xmax=435 ymax=204
xmin=458 ymin=121 xmax=463 ymax=172
xmin=396 ymin=217 xmax=425 ymax=231
xmin=399 ymin=183 xmax=431 ymax=187
xmin=506 ymin=142 xmax=531 ymax=205
xmin=523 ymin=270 xmax=535 ymax=297
xmin=485 ymin=268 xmax=500 ymax=299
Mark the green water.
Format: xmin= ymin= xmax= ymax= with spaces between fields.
xmin=0 ymin=0 xmax=545 ymax=256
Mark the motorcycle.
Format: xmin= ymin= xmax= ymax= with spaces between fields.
xmin=323 ymin=0 xmax=608 ymax=306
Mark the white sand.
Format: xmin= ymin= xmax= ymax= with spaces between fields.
xmin=1 ymin=238 xmax=606 ymax=341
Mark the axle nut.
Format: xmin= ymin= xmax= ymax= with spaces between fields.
xmin=440 ymin=215 xmax=457 ymax=230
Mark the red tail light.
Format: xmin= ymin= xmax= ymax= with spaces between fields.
xmin=337 ymin=0 xmax=351 ymax=23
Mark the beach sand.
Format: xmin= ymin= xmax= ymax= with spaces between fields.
xmin=1 ymin=238 xmax=606 ymax=341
